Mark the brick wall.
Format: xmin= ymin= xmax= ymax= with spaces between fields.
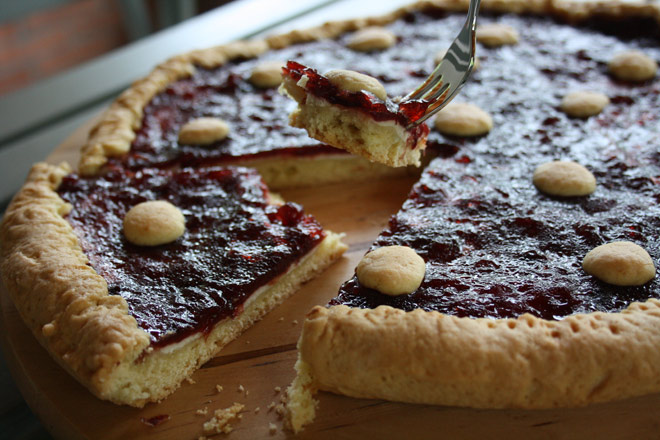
xmin=0 ymin=0 xmax=129 ymax=96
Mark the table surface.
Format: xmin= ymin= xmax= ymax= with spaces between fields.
xmin=3 ymin=0 xmax=660 ymax=439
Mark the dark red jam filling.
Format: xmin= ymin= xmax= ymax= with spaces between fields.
xmin=57 ymin=166 xmax=325 ymax=347
xmin=330 ymin=11 xmax=660 ymax=320
xmin=282 ymin=60 xmax=430 ymax=144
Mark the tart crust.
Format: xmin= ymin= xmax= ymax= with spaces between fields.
xmin=288 ymin=302 xmax=660 ymax=431
xmin=0 ymin=162 xmax=347 ymax=406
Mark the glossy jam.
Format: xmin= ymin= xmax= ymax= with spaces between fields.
xmin=61 ymin=7 xmax=660 ymax=343
xmin=58 ymin=166 xmax=325 ymax=346
xmin=282 ymin=60 xmax=430 ymax=143
xmin=331 ymin=12 xmax=660 ymax=320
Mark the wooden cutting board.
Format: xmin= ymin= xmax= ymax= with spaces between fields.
xmin=2 ymin=118 xmax=660 ymax=440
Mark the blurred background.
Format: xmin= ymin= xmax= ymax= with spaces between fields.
xmin=0 ymin=0 xmax=234 ymax=96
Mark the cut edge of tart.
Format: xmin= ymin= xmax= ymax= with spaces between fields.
xmin=280 ymin=61 xmax=430 ymax=168
xmin=0 ymin=162 xmax=347 ymax=407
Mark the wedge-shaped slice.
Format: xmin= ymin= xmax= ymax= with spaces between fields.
xmin=281 ymin=61 xmax=429 ymax=167
xmin=0 ymin=162 xmax=346 ymax=407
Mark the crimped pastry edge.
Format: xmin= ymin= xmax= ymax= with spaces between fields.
xmin=287 ymin=301 xmax=660 ymax=432
xmin=0 ymin=162 xmax=347 ymax=406
xmin=0 ymin=162 xmax=151 ymax=401
xmin=79 ymin=0 xmax=660 ymax=178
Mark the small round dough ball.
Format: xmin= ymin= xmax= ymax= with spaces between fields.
xmin=608 ymin=50 xmax=657 ymax=82
xmin=477 ymin=23 xmax=519 ymax=47
xmin=583 ymin=241 xmax=655 ymax=286
xmin=356 ymin=246 xmax=426 ymax=296
xmin=249 ymin=60 xmax=285 ymax=88
xmin=533 ymin=161 xmax=596 ymax=197
xmin=325 ymin=69 xmax=387 ymax=100
xmin=561 ymin=91 xmax=609 ymax=118
xmin=178 ymin=117 xmax=230 ymax=145
xmin=124 ymin=200 xmax=185 ymax=246
xmin=434 ymin=102 xmax=493 ymax=137
xmin=347 ymin=27 xmax=396 ymax=52
xmin=435 ymin=49 xmax=480 ymax=70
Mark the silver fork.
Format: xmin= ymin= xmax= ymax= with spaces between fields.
xmin=404 ymin=0 xmax=482 ymax=129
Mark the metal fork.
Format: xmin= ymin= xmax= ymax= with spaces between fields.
xmin=404 ymin=0 xmax=482 ymax=129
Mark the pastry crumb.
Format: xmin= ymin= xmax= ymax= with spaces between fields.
xmin=254 ymin=406 xmax=260 ymax=413
xmin=196 ymin=407 xmax=208 ymax=416
xmin=216 ymin=384 xmax=223 ymax=393
xmin=269 ymin=422 xmax=278 ymax=435
xmin=238 ymin=384 xmax=245 ymax=393
xmin=274 ymin=386 xmax=282 ymax=394
xmin=185 ymin=377 xmax=196 ymax=385
xmin=202 ymin=402 xmax=245 ymax=434
xmin=267 ymin=401 xmax=276 ymax=412
xmin=292 ymin=319 xmax=299 ymax=325
xmin=278 ymin=317 xmax=284 ymax=322
xmin=275 ymin=403 xmax=286 ymax=419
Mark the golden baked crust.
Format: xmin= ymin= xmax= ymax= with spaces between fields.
xmin=283 ymin=0 xmax=660 ymax=433
xmin=291 ymin=302 xmax=660 ymax=423
xmin=0 ymin=162 xmax=347 ymax=406
xmin=0 ymin=163 xmax=151 ymax=401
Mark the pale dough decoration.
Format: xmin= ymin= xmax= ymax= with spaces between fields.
xmin=583 ymin=241 xmax=656 ymax=286
xmin=178 ymin=117 xmax=230 ymax=145
xmin=123 ymin=200 xmax=186 ymax=246
xmin=476 ymin=23 xmax=519 ymax=47
xmin=435 ymin=49 xmax=480 ymax=70
xmin=324 ymin=69 xmax=387 ymax=100
xmin=533 ymin=160 xmax=596 ymax=197
xmin=608 ymin=50 xmax=658 ymax=82
xmin=249 ymin=60 xmax=285 ymax=88
xmin=356 ymin=246 xmax=426 ymax=296
xmin=346 ymin=26 xmax=396 ymax=51
xmin=433 ymin=102 xmax=493 ymax=136
xmin=560 ymin=91 xmax=609 ymax=118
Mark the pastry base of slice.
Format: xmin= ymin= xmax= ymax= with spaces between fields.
xmin=286 ymin=303 xmax=660 ymax=432
xmin=236 ymin=153 xmax=421 ymax=189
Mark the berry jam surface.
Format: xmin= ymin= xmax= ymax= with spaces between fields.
xmin=282 ymin=60 xmax=430 ymax=142
xmin=330 ymin=11 xmax=660 ymax=320
xmin=58 ymin=166 xmax=325 ymax=346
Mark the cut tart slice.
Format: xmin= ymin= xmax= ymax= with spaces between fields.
xmin=0 ymin=163 xmax=346 ymax=406
xmin=280 ymin=61 xmax=430 ymax=167
xmin=285 ymin=0 xmax=660 ymax=432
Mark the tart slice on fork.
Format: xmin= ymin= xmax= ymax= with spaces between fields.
xmin=280 ymin=61 xmax=430 ymax=167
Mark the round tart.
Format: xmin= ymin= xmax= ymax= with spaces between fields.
xmin=1 ymin=0 xmax=660 ymax=430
